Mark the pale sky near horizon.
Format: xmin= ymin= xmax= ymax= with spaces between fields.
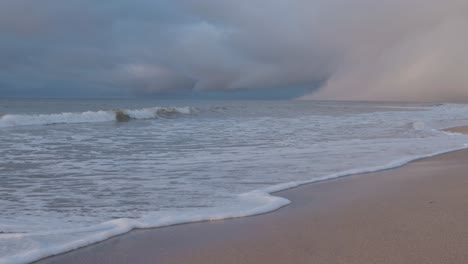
xmin=1 ymin=1 xmax=468 ymax=100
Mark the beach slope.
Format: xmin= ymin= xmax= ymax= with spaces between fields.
xmin=36 ymin=128 xmax=468 ymax=264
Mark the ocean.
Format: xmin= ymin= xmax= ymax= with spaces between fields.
xmin=2 ymin=99 xmax=468 ymax=263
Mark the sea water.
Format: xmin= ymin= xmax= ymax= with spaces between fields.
xmin=2 ymin=99 xmax=468 ymax=263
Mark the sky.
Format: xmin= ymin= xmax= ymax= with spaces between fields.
xmin=1 ymin=0 xmax=468 ymax=100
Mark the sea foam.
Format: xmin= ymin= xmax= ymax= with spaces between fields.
xmin=2 ymin=145 xmax=468 ymax=264
xmin=0 ymin=106 xmax=195 ymax=128
xmin=3 ymin=102 xmax=468 ymax=264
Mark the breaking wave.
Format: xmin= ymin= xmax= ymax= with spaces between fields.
xmin=4 ymin=145 xmax=468 ymax=264
xmin=0 ymin=106 xmax=198 ymax=128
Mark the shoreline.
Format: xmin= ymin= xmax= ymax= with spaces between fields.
xmin=33 ymin=126 xmax=468 ymax=264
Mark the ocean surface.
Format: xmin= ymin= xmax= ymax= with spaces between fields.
xmin=2 ymin=99 xmax=468 ymax=263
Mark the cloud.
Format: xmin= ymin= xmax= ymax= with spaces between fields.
xmin=115 ymin=63 xmax=194 ymax=93
xmin=300 ymin=0 xmax=468 ymax=102
xmin=1 ymin=0 xmax=468 ymax=100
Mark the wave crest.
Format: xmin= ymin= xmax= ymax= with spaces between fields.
xmin=0 ymin=106 xmax=197 ymax=128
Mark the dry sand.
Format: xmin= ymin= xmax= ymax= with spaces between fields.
xmin=36 ymin=127 xmax=468 ymax=264
xmin=445 ymin=126 xmax=468 ymax=134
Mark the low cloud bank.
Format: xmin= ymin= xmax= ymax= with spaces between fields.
xmin=1 ymin=0 xmax=467 ymax=100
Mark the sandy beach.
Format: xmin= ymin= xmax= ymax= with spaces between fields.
xmin=35 ymin=127 xmax=468 ymax=264
xmin=3 ymin=0 xmax=468 ymax=262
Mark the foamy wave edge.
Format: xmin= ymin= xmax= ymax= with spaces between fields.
xmin=3 ymin=144 xmax=468 ymax=264
xmin=0 ymin=106 xmax=196 ymax=128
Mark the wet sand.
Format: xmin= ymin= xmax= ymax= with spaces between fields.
xmin=36 ymin=127 xmax=468 ymax=264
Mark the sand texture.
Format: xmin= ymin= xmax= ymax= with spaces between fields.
xmin=36 ymin=129 xmax=468 ymax=264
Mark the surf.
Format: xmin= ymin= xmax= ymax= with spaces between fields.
xmin=0 ymin=106 xmax=196 ymax=128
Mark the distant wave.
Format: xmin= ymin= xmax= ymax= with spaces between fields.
xmin=0 ymin=106 xmax=199 ymax=128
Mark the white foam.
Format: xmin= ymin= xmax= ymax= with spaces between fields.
xmin=2 ymin=144 xmax=468 ymax=264
xmin=4 ymin=102 xmax=468 ymax=263
xmin=412 ymin=121 xmax=426 ymax=130
xmin=125 ymin=107 xmax=192 ymax=119
xmin=0 ymin=107 xmax=194 ymax=128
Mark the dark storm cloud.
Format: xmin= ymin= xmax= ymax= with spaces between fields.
xmin=1 ymin=0 xmax=468 ymax=100
xmin=0 ymin=0 xmax=188 ymax=97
